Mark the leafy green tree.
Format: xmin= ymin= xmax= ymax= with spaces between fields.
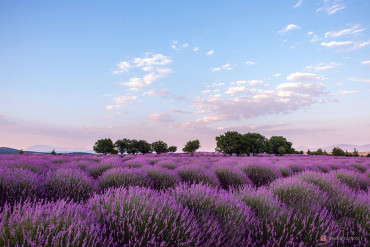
xmin=137 ymin=140 xmax=152 ymax=154
xmin=267 ymin=136 xmax=293 ymax=156
xmin=151 ymin=140 xmax=168 ymax=154
xmin=277 ymin=146 xmax=286 ymax=156
xmin=332 ymin=147 xmax=345 ymax=156
xmin=183 ymin=140 xmax=200 ymax=155
xmin=93 ymin=138 xmax=115 ymax=155
xmin=126 ymin=139 xmax=139 ymax=154
xmin=215 ymin=131 xmax=247 ymax=156
xmin=352 ymin=148 xmax=359 ymax=157
xmin=51 ymin=149 xmax=57 ymax=155
xmin=19 ymin=149 xmax=24 ymax=155
xmin=167 ymin=146 xmax=177 ymax=153
xmin=114 ymin=138 xmax=130 ymax=154
xmin=243 ymin=132 xmax=268 ymax=156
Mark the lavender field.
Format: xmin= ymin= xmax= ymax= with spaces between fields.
xmin=0 ymin=153 xmax=369 ymax=246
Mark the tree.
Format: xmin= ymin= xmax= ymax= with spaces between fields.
xmin=114 ymin=139 xmax=130 ymax=154
xmin=183 ymin=140 xmax=200 ymax=155
xmin=51 ymin=149 xmax=57 ymax=155
xmin=267 ymin=136 xmax=294 ymax=156
xmin=243 ymin=132 xmax=268 ymax=156
xmin=277 ymin=146 xmax=286 ymax=156
xmin=93 ymin=138 xmax=115 ymax=155
xmin=352 ymin=148 xmax=359 ymax=157
xmin=126 ymin=139 xmax=140 ymax=154
xmin=215 ymin=131 xmax=246 ymax=156
xmin=137 ymin=140 xmax=152 ymax=154
xmin=151 ymin=140 xmax=168 ymax=154
xmin=19 ymin=149 xmax=24 ymax=154
xmin=167 ymin=146 xmax=177 ymax=153
xmin=332 ymin=147 xmax=345 ymax=156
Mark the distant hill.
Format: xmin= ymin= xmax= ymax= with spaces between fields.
xmin=26 ymin=145 xmax=95 ymax=154
xmin=0 ymin=147 xmax=95 ymax=155
xmin=0 ymin=147 xmax=22 ymax=154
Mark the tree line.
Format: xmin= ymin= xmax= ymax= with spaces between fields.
xmin=93 ymin=138 xmax=200 ymax=155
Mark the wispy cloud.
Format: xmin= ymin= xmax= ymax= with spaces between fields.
xmin=294 ymin=0 xmax=303 ymax=8
xmin=287 ymin=72 xmax=320 ymax=82
xmin=317 ymin=0 xmax=345 ymax=15
xmin=348 ymin=77 xmax=370 ymax=83
xmin=278 ymin=24 xmax=301 ymax=34
xmin=361 ymin=60 xmax=370 ymax=66
xmin=340 ymin=90 xmax=359 ymax=95
xmin=310 ymin=35 xmax=321 ymax=42
xmin=193 ymin=47 xmax=199 ymax=51
xmin=142 ymin=88 xmax=170 ymax=97
xmin=113 ymin=53 xmax=172 ymax=74
xmin=245 ymin=61 xmax=255 ymax=65
xmin=325 ymin=25 xmax=365 ymax=38
xmin=147 ymin=113 xmax=175 ymax=123
xmin=306 ymin=62 xmax=341 ymax=71
xmin=225 ymin=86 xmax=246 ymax=96
xmin=211 ymin=63 xmax=233 ymax=72
xmin=321 ymin=40 xmax=370 ymax=51
xmin=206 ymin=50 xmax=214 ymax=55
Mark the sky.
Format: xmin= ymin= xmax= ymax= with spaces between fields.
xmin=0 ymin=0 xmax=369 ymax=152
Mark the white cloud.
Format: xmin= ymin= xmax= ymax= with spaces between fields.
xmin=142 ymin=88 xmax=170 ymax=97
xmin=148 ymin=113 xmax=174 ymax=123
xmin=348 ymin=78 xmax=370 ymax=83
xmin=362 ymin=60 xmax=370 ymax=66
xmin=325 ymin=25 xmax=365 ymax=38
xmin=278 ymin=24 xmax=301 ymax=34
xmin=105 ymin=105 xmax=114 ymax=110
xmin=305 ymin=62 xmax=340 ymax=71
xmin=310 ymin=35 xmax=321 ymax=42
xmin=192 ymin=82 xmax=327 ymax=123
xmin=113 ymin=53 xmax=173 ymax=74
xmin=201 ymin=90 xmax=211 ymax=94
xmin=225 ymin=86 xmax=246 ymax=96
xmin=211 ymin=63 xmax=233 ymax=72
xmin=317 ymin=0 xmax=345 ymax=15
xmin=308 ymin=31 xmax=314 ymax=35
xmin=206 ymin=50 xmax=214 ymax=55
xmin=287 ymin=72 xmax=320 ymax=81
xmin=193 ymin=47 xmax=199 ymax=51
xmin=182 ymin=43 xmax=189 ymax=48
xmin=294 ymin=0 xmax=303 ymax=8
xmin=321 ymin=40 xmax=370 ymax=50
xmin=113 ymin=95 xmax=138 ymax=105
xmin=230 ymin=80 xmax=247 ymax=85
xmin=273 ymin=73 xmax=281 ymax=77
xmin=340 ymin=91 xmax=359 ymax=95
xmin=245 ymin=61 xmax=255 ymax=65
xmin=172 ymin=40 xmax=179 ymax=44
xmin=156 ymin=67 xmax=173 ymax=74
xmin=171 ymin=45 xmax=179 ymax=50
xmin=206 ymin=82 xmax=225 ymax=87
xmin=248 ymin=80 xmax=264 ymax=86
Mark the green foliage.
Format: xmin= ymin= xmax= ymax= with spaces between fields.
xmin=167 ymin=146 xmax=177 ymax=153
xmin=182 ymin=140 xmax=201 ymax=155
xmin=151 ymin=140 xmax=169 ymax=154
xmin=137 ymin=140 xmax=152 ymax=154
xmin=126 ymin=139 xmax=139 ymax=154
xmin=19 ymin=149 xmax=24 ymax=155
xmin=93 ymin=139 xmax=115 ymax=155
xmin=114 ymin=138 xmax=130 ymax=154
xmin=332 ymin=147 xmax=345 ymax=156
xmin=51 ymin=149 xmax=57 ymax=155
xmin=352 ymin=148 xmax=359 ymax=157
xmin=267 ymin=136 xmax=294 ymax=156
xmin=215 ymin=131 xmax=246 ymax=156
xmin=243 ymin=132 xmax=268 ymax=156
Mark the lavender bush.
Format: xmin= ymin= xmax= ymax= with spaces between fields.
xmin=98 ymin=167 xmax=152 ymax=190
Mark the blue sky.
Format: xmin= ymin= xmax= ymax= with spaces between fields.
xmin=0 ymin=0 xmax=369 ymax=151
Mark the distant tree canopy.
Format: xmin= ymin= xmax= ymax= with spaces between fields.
xmin=215 ymin=132 xmax=295 ymax=156
xmin=19 ymin=149 xmax=24 ymax=155
xmin=151 ymin=141 xmax=168 ymax=154
xmin=114 ymin=139 xmax=130 ymax=154
xmin=93 ymin=139 xmax=116 ymax=155
xmin=267 ymin=136 xmax=295 ymax=156
xmin=167 ymin=146 xmax=177 ymax=153
xmin=51 ymin=149 xmax=57 ymax=155
xmin=215 ymin=131 xmax=246 ymax=156
xmin=307 ymin=148 xmax=328 ymax=156
xmin=332 ymin=147 xmax=345 ymax=156
xmin=183 ymin=140 xmax=200 ymax=155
